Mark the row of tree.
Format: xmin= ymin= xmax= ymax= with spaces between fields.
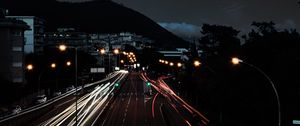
xmin=162 ymin=21 xmax=300 ymax=126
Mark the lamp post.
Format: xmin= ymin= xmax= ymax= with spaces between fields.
xmin=113 ymin=48 xmax=120 ymax=70
xmin=59 ymin=44 xmax=78 ymax=126
xmin=194 ymin=60 xmax=201 ymax=67
xmin=231 ymin=57 xmax=281 ymax=126
xmin=100 ymin=48 xmax=105 ymax=67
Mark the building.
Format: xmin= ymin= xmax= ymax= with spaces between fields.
xmin=0 ymin=17 xmax=29 ymax=84
xmin=158 ymin=48 xmax=203 ymax=61
xmin=89 ymin=32 xmax=154 ymax=51
xmin=6 ymin=16 xmax=45 ymax=54
xmin=158 ymin=48 xmax=189 ymax=61
xmin=44 ymin=28 xmax=89 ymax=51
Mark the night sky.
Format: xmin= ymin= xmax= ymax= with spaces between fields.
xmin=62 ymin=0 xmax=300 ymax=38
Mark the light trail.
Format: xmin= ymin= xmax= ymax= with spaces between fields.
xmin=140 ymin=72 xmax=210 ymax=125
xmin=151 ymin=93 xmax=159 ymax=118
xmin=39 ymin=71 xmax=129 ymax=126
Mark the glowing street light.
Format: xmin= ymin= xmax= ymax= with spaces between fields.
xmin=113 ymin=48 xmax=120 ymax=55
xmin=66 ymin=61 xmax=71 ymax=66
xmin=100 ymin=48 xmax=106 ymax=54
xmin=59 ymin=44 xmax=67 ymax=51
xmin=27 ymin=64 xmax=33 ymax=71
xmin=165 ymin=61 xmax=169 ymax=65
xmin=231 ymin=57 xmax=241 ymax=65
xmin=194 ymin=60 xmax=201 ymax=67
xmin=170 ymin=62 xmax=174 ymax=66
xmin=177 ymin=62 xmax=182 ymax=68
xmin=51 ymin=63 xmax=56 ymax=68
xmin=231 ymin=57 xmax=281 ymax=126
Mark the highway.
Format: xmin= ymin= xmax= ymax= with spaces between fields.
xmin=94 ymin=72 xmax=190 ymax=126
xmin=94 ymin=72 xmax=146 ymax=126
xmin=0 ymin=71 xmax=209 ymax=126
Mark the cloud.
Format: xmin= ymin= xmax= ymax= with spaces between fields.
xmin=276 ymin=19 xmax=298 ymax=30
xmin=158 ymin=22 xmax=201 ymax=41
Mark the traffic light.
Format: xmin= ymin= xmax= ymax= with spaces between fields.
xmin=115 ymin=83 xmax=119 ymax=87
xmin=146 ymin=81 xmax=151 ymax=87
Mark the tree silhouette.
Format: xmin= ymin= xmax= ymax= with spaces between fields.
xmin=241 ymin=21 xmax=300 ymax=126
xmin=198 ymin=24 xmax=241 ymax=60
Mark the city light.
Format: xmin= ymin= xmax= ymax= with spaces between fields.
xmin=51 ymin=63 xmax=56 ymax=68
xmin=66 ymin=61 xmax=71 ymax=66
xmin=194 ymin=60 xmax=201 ymax=67
xmin=113 ymin=48 xmax=120 ymax=54
xmin=177 ymin=62 xmax=182 ymax=67
xmin=170 ymin=62 xmax=174 ymax=66
xmin=100 ymin=48 xmax=105 ymax=54
xmin=59 ymin=44 xmax=67 ymax=51
xmin=231 ymin=57 xmax=241 ymax=65
xmin=165 ymin=61 xmax=168 ymax=65
xmin=26 ymin=64 xmax=33 ymax=70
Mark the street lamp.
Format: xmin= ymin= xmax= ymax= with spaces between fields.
xmin=113 ymin=49 xmax=120 ymax=70
xmin=66 ymin=61 xmax=71 ymax=66
xmin=26 ymin=64 xmax=33 ymax=71
xmin=165 ymin=61 xmax=169 ymax=65
xmin=100 ymin=48 xmax=106 ymax=55
xmin=59 ymin=44 xmax=67 ymax=51
xmin=98 ymin=48 xmax=106 ymax=67
xmin=177 ymin=62 xmax=182 ymax=68
xmin=231 ymin=57 xmax=281 ymax=126
xmin=169 ymin=62 xmax=174 ymax=67
xmin=59 ymin=44 xmax=79 ymax=126
xmin=194 ymin=60 xmax=201 ymax=67
xmin=113 ymin=48 xmax=120 ymax=55
xmin=51 ymin=63 xmax=56 ymax=68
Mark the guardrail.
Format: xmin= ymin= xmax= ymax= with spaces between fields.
xmin=0 ymin=71 xmax=122 ymax=125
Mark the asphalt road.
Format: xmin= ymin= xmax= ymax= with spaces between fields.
xmin=96 ymin=72 xmax=147 ymax=126
xmin=95 ymin=72 xmax=188 ymax=126
xmin=4 ymin=71 xmax=197 ymax=126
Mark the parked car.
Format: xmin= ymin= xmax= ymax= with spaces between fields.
xmin=34 ymin=94 xmax=47 ymax=104
xmin=11 ymin=105 xmax=21 ymax=114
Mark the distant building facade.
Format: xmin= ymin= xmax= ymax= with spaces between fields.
xmin=6 ymin=16 xmax=45 ymax=54
xmin=44 ymin=28 xmax=89 ymax=51
xmin=0 ymin=17 xmax=29 ymax=84
xmin=90 ymin=32 xmax=154 ymax=51
xmin=158 ymin=48 xmax=203 ymax=61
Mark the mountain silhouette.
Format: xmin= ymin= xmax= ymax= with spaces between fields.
xmin=0 ymin=0 xmax=187 ymax=49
